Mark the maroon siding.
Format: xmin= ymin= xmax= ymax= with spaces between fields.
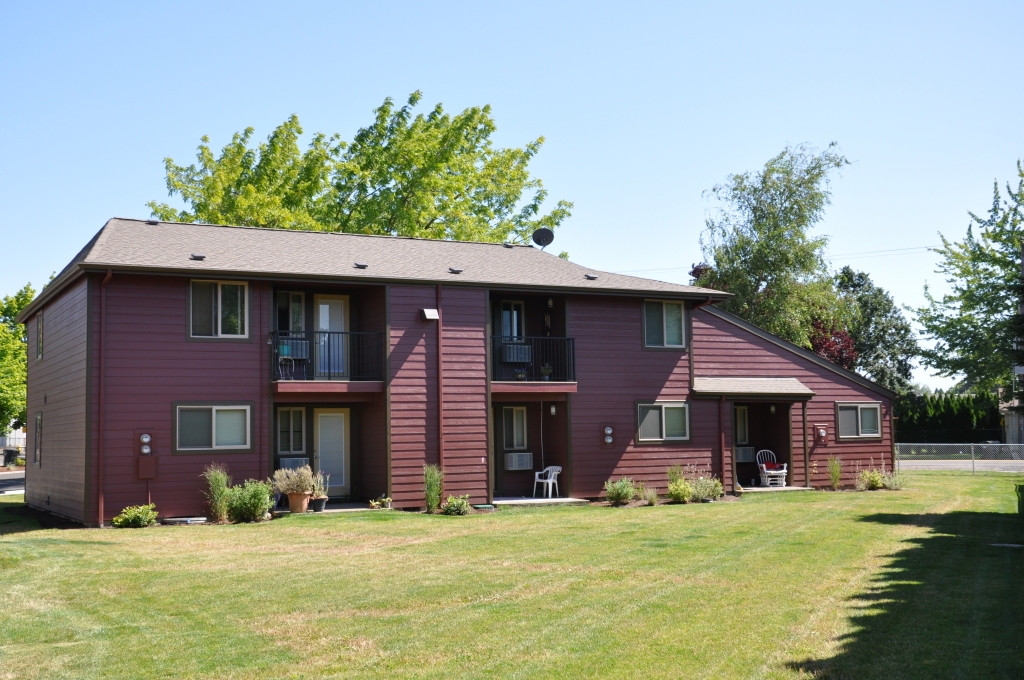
xmin=355 ymin=285 xmax=388 ymax=499
xmin=567 ymin=295 xmax=718 ymax=498
xmin=25 ymin=277 xmax=90 ymax=522
xmin=692 ymin=308 xmax=892 ymax=488
xmin=387 ymin=285 xmax=439 ymax=507
xmin=88 ymin=274 xmax=269 ymax=521
xmin=439 ymin=287 xmax=489 ymax=503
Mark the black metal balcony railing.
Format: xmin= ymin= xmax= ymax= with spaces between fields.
xmin=491 ymin=336 xmax=576 ymax=382
xmin=271 ymin=331 xmax=383 ymax=381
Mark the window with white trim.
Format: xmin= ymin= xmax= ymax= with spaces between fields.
xmin=644 ymin=300 xmax=685 ymax=347
xmin=837 ymin=403 xmax=881 ymax=439
xmin=735 ymin=406 xmax=749 ymax=445
xmin=278 ymin=407 xmax=305 ymax=454
xmin=637 ymin=402 xmax=690 ymax=441
xmin=177 ymin=405 xmax=250 ymax=450
xmin=191 ymin=281 xmax=248 ymax=338
xmin=503 ymin=406 xmax=527 ymax=450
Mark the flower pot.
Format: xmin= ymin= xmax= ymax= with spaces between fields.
xmin=383 ymin=500 xmax=392 ymax=509
xmin=542 ymin=375 xmax=550 ymax=381
xmin=310 ymin=497 xmax=328 ymax=512
xmin=287 ymin=492 xmax=311 ymax=514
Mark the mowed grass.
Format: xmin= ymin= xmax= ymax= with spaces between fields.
xmin=1 ymin=473 xmax=1021 ymax=679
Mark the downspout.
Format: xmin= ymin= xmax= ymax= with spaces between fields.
xmin=436 ymin=284 xmax=444 ymax=469
xmin=98 ymin=269 xmax=112 ymax=526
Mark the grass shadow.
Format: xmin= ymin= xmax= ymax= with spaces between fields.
xmin=788 ymin=489 xmax=1024 ymax=679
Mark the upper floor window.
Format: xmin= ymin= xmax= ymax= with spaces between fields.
xmin=501 ymin=301 xmax=525 ymax=338
xmin=35 ymin=312 xmax=43 ymax=359
xmin=837 ymin=403 xmax=881 ymax=439
xmin=277 ymin=292 xmax=304 ymax=334
xmin=644 ymin=300 xmax=685 ymax=348
xmin=33 ymin=412 xmax=42 ymax=466
xmin=177 ymin=405 xmax=250 ymax=450
xmin=191 ymin=281 xmax=247 ymax=338
xmin=637 ymin=401 xmax=690 ymax=442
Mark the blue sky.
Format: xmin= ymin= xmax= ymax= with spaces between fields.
xmin=3 ymin=1 xmax=1022 ymax=388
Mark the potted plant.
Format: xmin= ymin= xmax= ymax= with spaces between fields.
xmin=369 ymin=496 xmax=392 ymax=509
xmin=272 ymin=465 xmax=314 ymax=514
xmin=310 ymin=471 xmax=330 ymax=512
xmin=539 ymin=364 xmax=553 ymax=381
xmin=514 ymin=368 xmax=527 ymax=381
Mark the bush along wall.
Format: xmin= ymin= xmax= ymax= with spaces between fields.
xmin=894 ymin=391 xmax=1002 ymax=443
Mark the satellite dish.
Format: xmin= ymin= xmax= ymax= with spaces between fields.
xmin=532 ymin=228 xmax=554 ymax=248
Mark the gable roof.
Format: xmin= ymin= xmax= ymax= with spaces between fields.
xmin=700 ymin=305 xmax=897 ymax=400
xmin=19 ymin=218 xmax=728 ymax=321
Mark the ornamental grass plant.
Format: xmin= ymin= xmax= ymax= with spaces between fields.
xmin=202 ymin=464 xmax=232 ymax=523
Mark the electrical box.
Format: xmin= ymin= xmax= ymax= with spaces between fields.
xmin=815 ymin=424 xmax=829 ymax=446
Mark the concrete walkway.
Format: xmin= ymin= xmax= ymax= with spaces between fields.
xmin=492 ymin=496 xmax=589 ymax=507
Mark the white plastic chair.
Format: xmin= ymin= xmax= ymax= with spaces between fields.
xmin=756 ymin=450 xmax=787 ymax=487
xmin=533 ymin=466 xmax=562 ymax=498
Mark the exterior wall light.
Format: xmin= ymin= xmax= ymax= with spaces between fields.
xmin=550 ymin=405 xmax=556 ymax=416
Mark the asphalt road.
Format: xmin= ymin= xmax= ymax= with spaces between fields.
xmin=0 ymin=471 xmax=25 ymax=494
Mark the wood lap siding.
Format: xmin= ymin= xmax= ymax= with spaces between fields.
xmin=692 ymin=309 xmax=892 ymax=487
xmin=439 ymin=288 xmax=488 ymax=503
xmin=387 ymin=286 xmax=439 ymax=508
xmin=25 ymin=278 xmax=89 ymax=522
xmin=88 ymin=275 xmax=268 ymax=520
xmin=567 ymin=295 xmax=718 ymax=498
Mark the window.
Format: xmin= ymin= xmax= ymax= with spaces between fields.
xmin=501 ymin=301 xmax=525 ymax=338
xmin=278 ymin=407 xmax=305 ymax=454
xmin=735 ymin=406 xmax=749 ymax=445
xmin=644 ymin=300 xmax=685 ymax=347
xmin=277 ymin=292 xmax=304 ymax=333
xmin=503 ymin=406 xmax=527 ymax=450
xmin=33 ymin=412 xmax=42 ymax=466
xmin=177 ymin=405 xmax=250 ymax=450
xmin=837 ymin=403 xmax=882 ymax=439
xmin=190 ymin=281 xmax=247 ymax=338
xmin=35 ymin=312 xmax=43 ymax=360
xmin=637 ymin=402 xmax=689 ymax=441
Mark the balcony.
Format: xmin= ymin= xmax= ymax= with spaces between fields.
xmin=491 ymin=336 xmax=576 ymax=383
xmin=271 ymin=330 xmax=383 ymax=382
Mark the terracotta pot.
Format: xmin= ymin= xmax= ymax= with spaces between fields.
xmin=310 ymin=497 xmax=328 ymax=512
xmin=287 ymin=492 xmax=311 ymax=514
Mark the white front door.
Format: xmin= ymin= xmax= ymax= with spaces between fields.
xmin=314 ymin=295 xmax=347 ymax=377
xmin=314 ymin=408 xmax=350 ymax=497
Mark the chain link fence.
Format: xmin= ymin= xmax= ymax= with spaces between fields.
xmin=895 ymin=443 xmax=1024 ymax=473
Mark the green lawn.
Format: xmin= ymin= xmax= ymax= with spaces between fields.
xmin=1 ymin=473 xmax=1021 ymax=679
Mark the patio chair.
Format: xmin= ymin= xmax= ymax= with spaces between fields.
xmin=533 ymin=466 xmax=562 ymax=498
xmin=756 ymin=450 xmax=787 ymax=487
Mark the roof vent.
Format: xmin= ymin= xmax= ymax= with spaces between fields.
xmin=190 ymin=253 xmax=206 ymax=261
xmin=146 ymin=219 xmax=159 ymax=225
xmin=449 ymin=267 xmax=463 ymax=274
xmin=503 ymin=243 xmax=514 ymax=249
xmin=585 ymin=273 xmax=598 ymax=280
xmin=354 ymin=262 xmax=368 ymax=269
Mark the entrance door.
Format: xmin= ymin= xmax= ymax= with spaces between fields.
xmin=314 ymin=295 xmax=348 ymax=378
xmin=314 ymin=408 xmax=350 ymax=496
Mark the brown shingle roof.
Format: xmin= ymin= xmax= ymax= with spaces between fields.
xmin=20 ymin=218 xmax=727 ymax=319
xmin=692 ymin=376 xmax=816 ymax=398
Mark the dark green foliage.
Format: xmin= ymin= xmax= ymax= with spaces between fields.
xmin=603 ymin=477 xmax=636 ymax=505
xmin=111 ymin=504 xmax=158 ymax=528
xmin=440 ymin=494 xmax=471 ymax=516
xmin=423 ymin=464 xmax=443 ymax=512
xmin=202 ymin=464 xmax=231 ymax=524
xmin=226 ymin=480 xmax=274 ymax=523
xmin=895 ymin=391 xmax=1002 ymax=443
xmin=836 ymin=267 xmax=918 ymax=393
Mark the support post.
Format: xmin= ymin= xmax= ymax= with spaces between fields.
xmin=718 ymin=396 xmax=729 ymax=492
xmin=802 ymin=401 xmax=809 ymax=488
xmin=971 ymin=444 xmax=975 ymax=475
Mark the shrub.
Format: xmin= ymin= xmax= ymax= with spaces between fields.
xmin=202 ymin=464 xmax=232 ymax=523
xmin=882 ymin=470 xmax=906 ymax=491
xmin=691 ymin=475 xmax=724 ymax=502
xmin=604 ymin=477 xmax=636 ymax=506
xmin=440 ymin=494 xmax=471 ymax=515
xmin=273 ymin=466 xmax=314 ymax=495
xmin=226 ymin=479 xmax=275 ymax=523
xmin=666 ymin=479 xmax=693 ymax=503
xmin=826 ymin=457 xmax=843 ymax=490
xmin=112 ymin=504 xmax=158 ymax=528
xmin=15 ymin=457 xmax=26 ymax=467
xmin=311 ymin=470 xmax=330 ymax=499
xmin=423 ymin=464 xmax=443 ymax=512
xmin=640 ymin=484 xmax=659 ymax=506
xmin=856 ymin=468 xmax=884 ymax=491
xmin=667 ymin=464 xmax=683 ymax=484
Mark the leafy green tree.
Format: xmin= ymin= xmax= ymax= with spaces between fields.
xmin=836 ymin=267 xmax=918 ymax=393
xmin=695 ymin=143 xmax=851 ymax=346
xmin=917 ymin=161 xmax=1024 ymax=393
xmin=149 ymin=92 xmax=572 ymax=244
xmin=0 ymin=284 xmax=35 ymax=433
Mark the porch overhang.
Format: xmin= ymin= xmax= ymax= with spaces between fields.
xmin=691 ymin=376 xmax=814 ymax=401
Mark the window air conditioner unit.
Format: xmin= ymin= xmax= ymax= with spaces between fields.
xmin=502 ymin=343 xmax=532 ymax=363
xmin=735 ymin=446 xmax=755 ymax=463
xmin=504 ymin=451 xmax=534 ymax=471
